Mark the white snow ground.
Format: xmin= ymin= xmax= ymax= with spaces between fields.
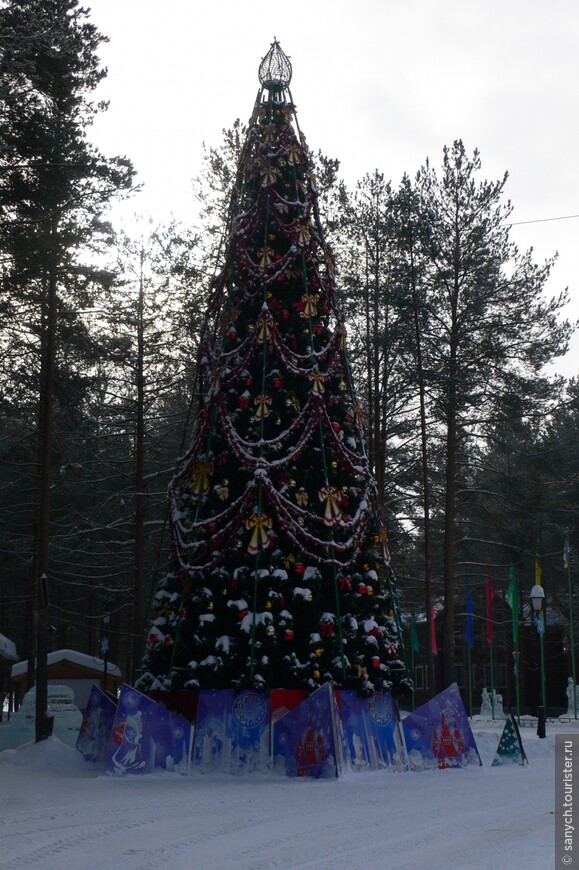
xmin=0 ymin=717 xmax=570 ymax=870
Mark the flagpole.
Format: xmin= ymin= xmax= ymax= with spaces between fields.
xmin=489 ymin=642 xmax=495 ymax=720
xmin=486 ymin=566 xmax=495 ymax=720
xmin=410 ymin=626 xmax=416 ymax=713
xmin=429 ymin=596 xmax=437 ymax=693
xmin=565 ymin=537 xmax=577 ymax=719
xmin=540 ymin=624 xmax=547 ymax=715
xmin=507 ymin=565 xmax=521 ymax=725
xmin=465 ymin=578 xmax=475 ymax=718
xmin=467 ymin=643 xmax=472 ymax=717
xmin=410 ymin=615 xmax=419 ymax=713
xmin=410 ymin=638 xmax=416 ymax=712
xmin=535 ymin=554 xmax=547 ymax=721
xmin=514 ymin=638 xmax=521 ymax=724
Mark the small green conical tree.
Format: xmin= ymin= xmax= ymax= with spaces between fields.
xmin=138 ymin=42 xmax=409 ymax=698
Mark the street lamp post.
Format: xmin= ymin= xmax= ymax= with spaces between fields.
xmin=530 ymin=584 xmax=546 ymax=738
xmin=100 ymin=611 xmax=110 ymax=694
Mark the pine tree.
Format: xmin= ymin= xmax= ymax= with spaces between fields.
xmin=138 ymin=42 xmax=409 ymax=699
xmin=409 ymin=141 xmax=572 ymax=687
xmin=0 ymin=0 xmax=135 ymax=739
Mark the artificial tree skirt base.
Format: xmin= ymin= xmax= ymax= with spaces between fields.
xmin=77 ymin=682 xmax=479 ymax=778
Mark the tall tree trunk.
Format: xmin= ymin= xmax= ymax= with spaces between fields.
xmin=132 ymin=250 xmax=146 ymax=680
xmin=442 ymin=349 xmax=458 ymax=688
xmin=364 ymin=246 xmax=374 ymax=476
xmin=409 ymin=237 xmax=436 ymax=692
xmin=372 ymin=237 xmax=384 ymax=500
xmin=35 ymin=217 xmax=58 ymax=742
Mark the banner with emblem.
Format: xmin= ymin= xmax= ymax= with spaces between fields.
xmin=336 ymin=690 xmax=406 ymax=771
xmin=192 ymin=689 xmax=270 ymax=774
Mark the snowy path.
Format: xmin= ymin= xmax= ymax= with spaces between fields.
xmin=0 ymin=726 xmax=558 ymax=870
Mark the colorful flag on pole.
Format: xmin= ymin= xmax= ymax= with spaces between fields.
xmin=535 ymin=552 xmax=542 ymax=587
xmin=506 ymin=565 xmax=519 ymax=644
xmin=486 ymin=566 xmax=494 ymax=646
xmin=465 ymin=582 xmax=474 ymax=650
xmin=564 ymin=537 xmax=571 ymax=570
xmin=430 ymin=597 xmax=438 ymax=656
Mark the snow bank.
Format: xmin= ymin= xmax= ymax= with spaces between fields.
xmin=0 ymin=719 xmax=572 ymax=870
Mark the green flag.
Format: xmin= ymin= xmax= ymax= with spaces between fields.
xmin=410 ymin=621 xmax=420 ymax=654
xmin=506 ymin=565 xmax=519 ymax=643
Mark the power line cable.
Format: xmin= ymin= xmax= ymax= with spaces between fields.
xmin=508 ymin=213 xmax=579 ymax=227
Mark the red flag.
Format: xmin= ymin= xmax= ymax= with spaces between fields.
xmin=430 ymin=597 xmax=438 ymax=656
xmin=486 ymin=567 xmax=494 ymax=645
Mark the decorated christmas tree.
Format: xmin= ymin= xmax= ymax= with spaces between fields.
xmin=137 ymin=41 xmax=409 ymax=699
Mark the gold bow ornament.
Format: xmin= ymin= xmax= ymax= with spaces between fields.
xmin=260 ymin=161 xmax=281 ymax=186
xmin=254 ymin=394 xmax=272 ymax=419
xmin=257 ymin=247 xmax=275 ymax=270
xmin=300 ymin=293 xmax=319 ymax=318
xmin=319 ymin=486 xmax=343 ymax=527
xmin=295 ymin=223 xmax=311 ymax=247
xmin=256 ymin=314 xmax=272 ymax=342
xmin=190 ymin=460 xmax=214 ymax=498
xmin=295 ymin=489 xmax=309 ymax=507
xmin=245 ymin=512 xmax=273 ymax=554
xmin=287 ymin=143 xmax=301 ymax=165
xmin=308 ymin=370 xmax=325 ymax=395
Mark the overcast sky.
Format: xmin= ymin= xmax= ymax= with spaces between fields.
xmin=87 ymin=0 xmax=579 ymax=377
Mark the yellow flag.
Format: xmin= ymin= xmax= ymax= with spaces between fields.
xmin=535 ymin=553 xmax=542 ymax=587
